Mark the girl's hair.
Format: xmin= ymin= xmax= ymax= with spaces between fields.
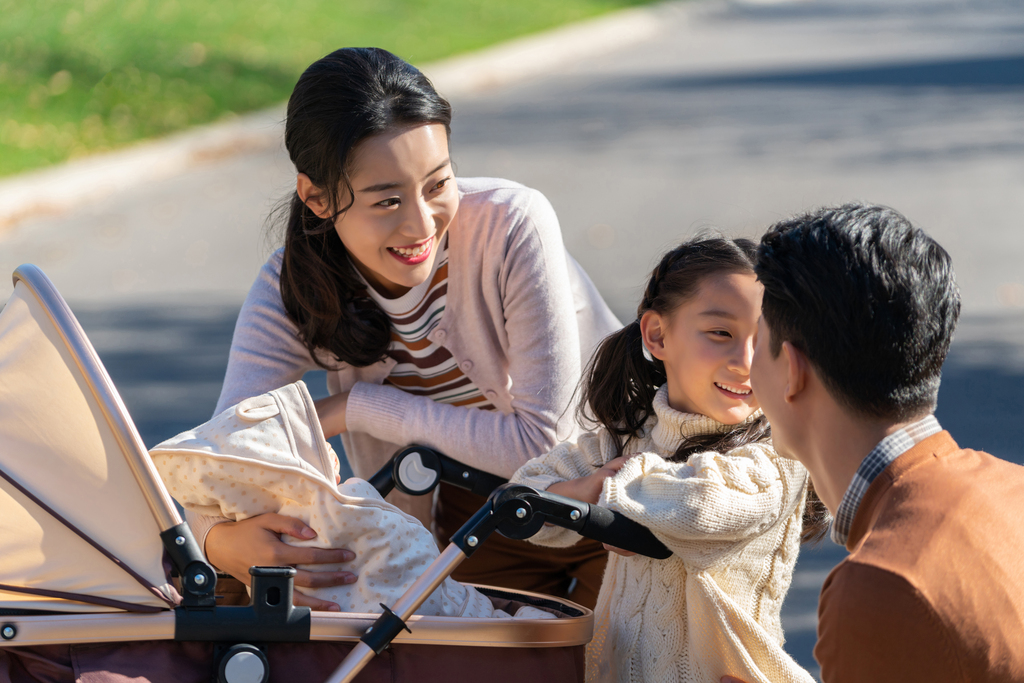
xmin=278 ymin=47 xmax=453 ymax=369
xmin=579 ymin=236 xmax=830 ymax=543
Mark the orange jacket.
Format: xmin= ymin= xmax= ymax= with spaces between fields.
xmin=815 ymin=431 xmax=1024 ymax=682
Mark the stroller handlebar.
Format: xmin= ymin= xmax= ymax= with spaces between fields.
xmin=369 ymin=447 xmax=673 ymax=560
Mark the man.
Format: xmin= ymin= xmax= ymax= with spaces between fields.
xmin=732 ymin=204 xmax=1024 ymax=682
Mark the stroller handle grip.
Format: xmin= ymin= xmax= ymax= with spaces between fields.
xmin=577 ymin=502 xmax=672 ymax=559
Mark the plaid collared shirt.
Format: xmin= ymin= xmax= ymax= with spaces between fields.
xmin=831 ymin=415 xmax=943 ymax=547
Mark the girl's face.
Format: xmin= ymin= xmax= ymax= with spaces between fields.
xmin=641 ymin=271 xmax=762 ymax=425
xmin=303 ymin=123 xmax=458 ymax=298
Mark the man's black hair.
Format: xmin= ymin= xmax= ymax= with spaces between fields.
xmin=756 ymin=203 xmax=961 ymax=421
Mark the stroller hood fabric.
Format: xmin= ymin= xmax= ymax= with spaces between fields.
xmin=0 ymin=279 xmax=177 ymax=613
xmin=150 ymin=381 xmax=552 ymax=620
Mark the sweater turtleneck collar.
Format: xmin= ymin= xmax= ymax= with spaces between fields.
xmin=648 ymin=384 xmax=764 ymax=453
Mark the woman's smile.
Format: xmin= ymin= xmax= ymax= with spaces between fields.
xmin=387 ymin=236 xmax=434 ymax=264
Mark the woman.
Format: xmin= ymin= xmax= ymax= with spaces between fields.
xmin=190 ymin=47 xmax=620 ymax=611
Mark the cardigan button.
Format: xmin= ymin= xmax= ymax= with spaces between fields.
xmin=434 ymin=329 xmax=446 ymax=340
xmin=461 ymin=360 xmax=474 ymax=372
xmin=485 ymin=390 xmax=497 ymax=399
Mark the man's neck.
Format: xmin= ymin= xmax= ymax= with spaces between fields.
xmin=800 ymin=409 xmax=913 ymax=515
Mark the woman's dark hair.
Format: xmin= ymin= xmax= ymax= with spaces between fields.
xmin=579 ymin=236 xmax=830 ymax=543
xmin=278 ymin=47 xmax=453 ymax=369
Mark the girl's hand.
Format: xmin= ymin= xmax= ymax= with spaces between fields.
xmin=205 ymin=513 xmax=357 ymax=612
xmin=314 ymin=392 xmax=349 ymax=438
xmin=603 ymin=543 xmax=637 ymax=557
xmin=546 ymin=456 xmax=629 ymax=505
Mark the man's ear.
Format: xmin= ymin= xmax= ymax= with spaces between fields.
xmin=639 ymin=310 xmax=667 ymax=361
xmin=782 ymin=341 xmax=807 ymax=403
xmin=296 ymin=173 xmax=333 ymax=220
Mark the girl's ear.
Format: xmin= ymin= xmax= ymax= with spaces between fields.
xmin=639 ymin=311 xmax=668 ymax=361
xmin=296 ymin=173 xmax=333 ymax=219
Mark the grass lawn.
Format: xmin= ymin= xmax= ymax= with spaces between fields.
xmin=0 ymin=0 xmax=654 ymax=178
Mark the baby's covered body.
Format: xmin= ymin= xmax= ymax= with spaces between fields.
xmin=151 ymin=381 xmax=552 ymax=620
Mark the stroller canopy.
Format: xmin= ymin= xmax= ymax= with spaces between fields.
xmin=0 ymin=266 xmax=179 ymax=613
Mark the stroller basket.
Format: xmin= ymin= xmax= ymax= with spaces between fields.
xmin=0 ymin=265 xmax=592 ymax=683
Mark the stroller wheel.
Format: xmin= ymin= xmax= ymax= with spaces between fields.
xmin=217 ymin=643 xmax=269 ymax=683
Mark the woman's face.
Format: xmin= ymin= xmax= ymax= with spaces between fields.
xmin=641 ymin=271 xmax=762 ymax=425
xmin=331 ymin=123 xmax=458 ymax=298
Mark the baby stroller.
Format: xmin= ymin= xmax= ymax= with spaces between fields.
xmin=0 ymin=265 xmax=669 ymax=683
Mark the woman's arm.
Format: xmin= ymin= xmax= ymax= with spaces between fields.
xmin=345 ymin=187 xmax=612 ymax=476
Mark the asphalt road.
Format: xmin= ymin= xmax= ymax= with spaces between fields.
xmin=3 ymin=0 xmax=1023 ymax=677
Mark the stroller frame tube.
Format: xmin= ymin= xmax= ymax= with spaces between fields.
xmin=325 ymin=543 xmax=467 ymax=683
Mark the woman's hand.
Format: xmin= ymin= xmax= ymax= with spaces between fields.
xmin=546 ymin=456 xmax=629 ymax=505
xmin=205 ymin=513 xmax=357 ymax=612
xmin=314 ymin=392 xmax=349 ymax=438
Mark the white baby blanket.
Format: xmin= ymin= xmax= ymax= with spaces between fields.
xmin=150 ymin=381 xmax=552 ymax=620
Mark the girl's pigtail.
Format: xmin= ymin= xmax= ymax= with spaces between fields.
xmin=578 ymin=320 xmax=667 ymax=457
xmin=801 ymin=481 xmax=832 ymax=544
xmin=578 ymin=248 xmax=682 ymax=456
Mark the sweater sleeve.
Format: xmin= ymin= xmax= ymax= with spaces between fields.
xmin=599 ymin=443 xmax=787 ymax=558
xmin=214 ymin=251 xmax=320 ymax=414
xmin=508 ymin=430 xmax=611 ymax=547
xmin=345 ymin=188 xmax=595 ymax=477
xmin=816 ymin=562 xmax=963 ymax=683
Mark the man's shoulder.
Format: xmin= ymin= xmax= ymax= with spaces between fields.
xmin=820 ymin=557 xmax=920 ymax=607
xmin=859 ymin=435 xmax=1024 ymax=548
xmin=853 ymin=439 xmax=1024 ymax=595
xmin=820 ymin=439 xmax=1024 ymax=682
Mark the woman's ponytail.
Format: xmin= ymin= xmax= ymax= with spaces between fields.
xmin=279 ymin=194 xmax=393 ymax=368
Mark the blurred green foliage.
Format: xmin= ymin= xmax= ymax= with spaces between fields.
xmin=0 ymin=0 xmax=651 ymax=177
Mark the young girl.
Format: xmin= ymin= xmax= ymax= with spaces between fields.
xmin=511 ymin=238 xmax=826 ymax=683
xmin=190 ymin=47 xmax=620 ymax=611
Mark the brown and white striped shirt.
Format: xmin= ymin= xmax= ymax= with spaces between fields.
xmin=364 ymin=235 xmax=494 ymax=411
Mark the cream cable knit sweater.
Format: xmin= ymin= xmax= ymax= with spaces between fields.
xmin=511 ymin=386 xmax=814 ymax=683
